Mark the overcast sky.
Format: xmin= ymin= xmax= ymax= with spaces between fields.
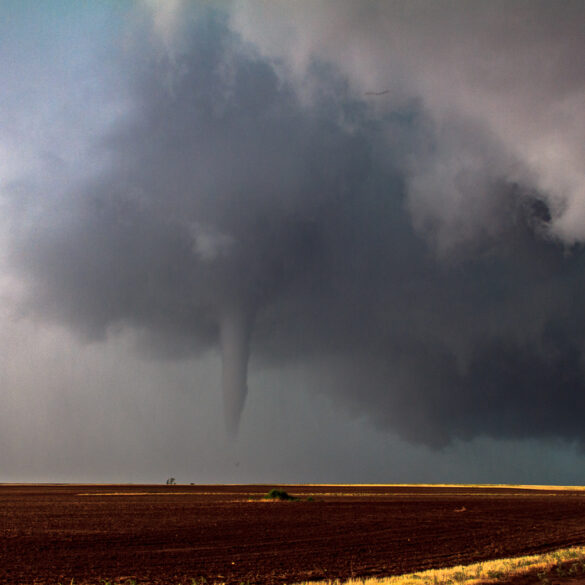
xmin=2 ymin=0 xmax=585 ymax=484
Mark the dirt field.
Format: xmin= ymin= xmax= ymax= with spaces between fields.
xmin=2 ymin=484 xmax=585 ymax=585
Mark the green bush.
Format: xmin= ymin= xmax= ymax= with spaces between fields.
xmin=265 ymin=488 xmax=297 ymax=501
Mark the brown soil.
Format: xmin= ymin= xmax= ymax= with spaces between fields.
xmin=2 ymin=484 xmax=585 ymax=585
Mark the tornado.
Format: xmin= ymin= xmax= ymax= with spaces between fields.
xmin=218 ymin=301 xmax=255 ymax=437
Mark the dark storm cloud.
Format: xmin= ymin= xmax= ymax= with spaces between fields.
xmin=6 ymin=3 xmax=585 ymax=445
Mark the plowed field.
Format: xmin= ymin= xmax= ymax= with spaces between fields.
xmin=2 ymin=484 xmax=585 ymax=585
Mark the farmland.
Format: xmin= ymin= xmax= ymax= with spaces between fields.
xmin=2 ymin=484 xmax=585 ymax=585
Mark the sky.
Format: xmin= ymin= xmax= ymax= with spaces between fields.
xmin=2 ymin=0 xmax=585 ymax=484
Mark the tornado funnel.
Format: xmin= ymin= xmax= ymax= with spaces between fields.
xmin=218 ymin=302 xmax=254 ymax=437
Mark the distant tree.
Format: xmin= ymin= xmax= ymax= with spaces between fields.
xmin=166 ymin=477 xmax=176 ymax=485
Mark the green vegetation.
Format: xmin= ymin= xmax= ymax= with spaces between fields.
xmin=265 ymin=487 xmax=297 ymax=500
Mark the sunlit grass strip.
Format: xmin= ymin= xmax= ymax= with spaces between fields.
xmin=76 ymin=492 xmax=200 ymax=496
xmin=296 ymin=546 xmax=585 ymax=585
xmin=300 ymin=484 xmax=585 ymax=490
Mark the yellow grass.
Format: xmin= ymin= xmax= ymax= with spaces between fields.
xmin=299 ymin=484 xmax=585 ymax=491
xmin=76 ymin=492 xmax=198 ymax=496
xmin=296 ymin=546 xmax=585 ymax=585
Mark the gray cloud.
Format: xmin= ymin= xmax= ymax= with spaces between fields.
xmin=232 ymin=0 xmax=585 ymax=245
xmin=4 ymin=2 xmax=585 ymax=450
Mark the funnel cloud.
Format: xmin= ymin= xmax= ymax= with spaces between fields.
xmin=3 ymin=1 xmax=585 ymax=476
xmin=219 ymin=302 xmax=254 ymax=436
